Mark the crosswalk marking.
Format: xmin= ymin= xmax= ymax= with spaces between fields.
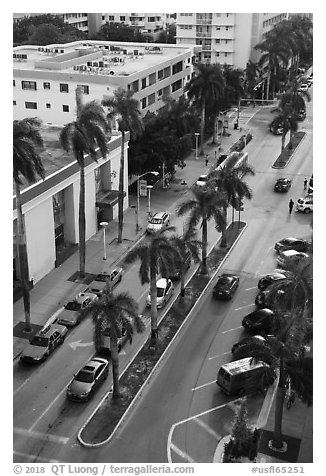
xmin=170 ymin=443 xmax=196 ymax=463
xmin=193 ymin=417 xmax=221 ymax=440
xmin=13 ymin=451 xmax=60 ymax=463
xmin=14 ymin=427 xmax=69 ymax=444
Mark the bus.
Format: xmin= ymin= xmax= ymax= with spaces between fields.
xmin=215 ymin=151 xmax=249 ymax=177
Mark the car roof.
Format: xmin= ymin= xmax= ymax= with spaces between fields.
xmin=98 ymin=267 xmax=122 ymax=276
xmin=282 ymin=249 xmax=301 ymax=256
xmin=198 ymin=175 xmax=208 ymax=180
xmin=37 ymin=325 xmax=57 ymax=337
xmin=83 ymin=358 xmax=108 ymax=372
xmin=157 ymin=277 xmax=169 ymax=287
xmin=247 ymin=308 xmax=274 ymax=318
xmin=75 ymin=292 xmax=96 ymax=303
xmin=263 ymin=272 xmax=286 ymax=279
xmin=280 ymin=237 xmax=300 ymax=243
xmin=152 ymin=211 xmax=167 ymax=219
xmin=218 ymin=273 xmax=237 ymax=281
xmin=276 ymin=178 xmax=290 ymax=182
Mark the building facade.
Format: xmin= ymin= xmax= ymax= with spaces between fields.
xmin=13 ymin=130 xmax=129 ymax=286
xmin=13 ymin=40 xmax=201 ymax=126
xmin=176 ymin=12 xmax=288 ymax=68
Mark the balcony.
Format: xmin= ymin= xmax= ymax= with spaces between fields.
xmin=196 ymin=32 xmax=212 ymax=38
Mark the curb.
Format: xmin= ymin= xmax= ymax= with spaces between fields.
xmin=272 ymin=132 xmax=307 ymax=169
xmin=78 ymin=222 xmax=248 ymax=448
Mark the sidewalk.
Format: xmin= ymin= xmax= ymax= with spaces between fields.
xmin=13 ymin=108 xmax=248 ymax=360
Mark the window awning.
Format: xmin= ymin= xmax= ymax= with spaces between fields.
xmin=96 ymin=189 xmax=126 ymax=208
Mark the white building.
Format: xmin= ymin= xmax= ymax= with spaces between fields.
xmin=13 ymin=128 xmax=129 ymax=286
xmin=13 ymin=40 xmax=201 ymax=126
xmin=176 ymin=13 xmax=288 ymax=68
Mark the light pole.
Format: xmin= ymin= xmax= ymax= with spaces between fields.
xmin=100 ymin=221 xmax=109 ymax=260
xmin=194 ymin=133 xmax=200 ymax=160
xmin=136 ymin=171 xmax=159 ymax=231
xmin=147 ymin=185 xmax=153 ymax=215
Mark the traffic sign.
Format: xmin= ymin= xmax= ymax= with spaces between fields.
xmin=139 ymin=180 xmax=147 ymax=197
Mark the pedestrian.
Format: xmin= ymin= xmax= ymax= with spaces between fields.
xmin=303 ymin=178 xmax=307 ymax=190
xmin=289 ymin=199 xmax=294 ymax=214
xmin=164 ymin=177 xmax=169 ymax=189
xmin=205 ymin=155 xmax=209 ymax=166
xmin=214 ymin=150 xmax=217 ymax=160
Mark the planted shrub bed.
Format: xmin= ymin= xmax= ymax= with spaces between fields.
xmin=272 ymin=131 xmax=306 ymax=169
xmin=79 ymin=221 xmax=246 ymax=445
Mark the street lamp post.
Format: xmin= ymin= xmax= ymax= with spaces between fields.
xmin=194 ymin=133 xmax=200 ymax=160
xmin=147 ymin=185 xmax=153 ymax=215
xmin=136 ymin=171 xmax=159 ymax=231
xmin=100 ymin=221 xmax=109 ymax=260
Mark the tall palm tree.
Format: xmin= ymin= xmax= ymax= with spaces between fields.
xmin=233 ymin=317 xmax=312 ymax=450
xmin=208 ymin=153 xmax=255 ymax=247
xmin=269 ymin=105 xmax=298 ymax=153
xmin=124 ymin=227 xmax=180 ymax=347
xmin=177 ymin=187 xmax=226 ymax=274
xmin=102 ymin=88 xmax=144 ymax=243
xmin=186 ymin=63 xmax=225 ymax=155
xmin=81 ymin=288 xmax=144 ymax=398
xmin=13 ymin=117 xmax=45 ymax=332
xmin=60 ymin=87 xmax=109 ymax=278
xmin=169 ymin=228 xmax=202 ymax=298
xmin=222 ymin=65 xmax=245 ymax=126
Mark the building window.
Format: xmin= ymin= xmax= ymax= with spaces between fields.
xmin=141 ymin=77 xmax=147 ymax=89
xmin=120 ymin=16 xmax=125 ymax=21
xmin=172 ymin=61 xmax=183 ymax=75
xmin=216 ymin=27 xmax=221 ymax=31
xmin=46 ymin=103 xmax=51 ymax=108
xmin=25 ymin=101 xmax=37 ymax=109
xmin=157 ymin=89 xmax=163 ymax=97
xmin=22 ymin=81 xmax=37 ymax=90
xmin=162 ymin=86 xmax=170 ymax=98
xmin=158 ymin=69 xmax=164 ymax=81
xmin=224 ymin=53 xmax=228 ymax=57
xmin=53 ymin=191 xmax=65 ymax=247
xmin=148 ymin=93 xmax=155 ymax=105
xmin=43 ymin=82 xmax=50 ymax=90
xmin=13 ymin=100 xmax=16 ymax=105
xmin=215 ymin=39 xmax=220 ymax=44
xmin=131 ymin=80 xmax=139 ymax=92
xmin=13 ymin=80 xmax=16 ymax=87
xmin=164 ymin=66 xmax=171 ymax=79
xmin=78 ymin=85 xmax=89 ymax=94
xmin=149 ymin=72 xmax=156 ymax=86
xmin=148 ymin=16 xmax=155 ymax=22
xmin=63 ymin=105 xmax=69 ymax=112
xmin=171 ymin=79 xmax=182 ymax=93
xmin=60 ymin=83 xmax=69 ymax=93
xmin=141 ymin=97 xmax=147 ymax=109
xmin=109 ymin=15 xmax=114 ymax=21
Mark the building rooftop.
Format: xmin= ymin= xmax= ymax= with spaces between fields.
xmin=13 ymin=40 xmax=195 ymax=78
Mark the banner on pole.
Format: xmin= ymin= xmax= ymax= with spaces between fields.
xmin=139 ymin=180 xmax=147 ymax=197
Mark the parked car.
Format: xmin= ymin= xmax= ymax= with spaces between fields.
xmin=274 ymin=178 xmax=292 ymax=192
xmin=294 ymin=109 xmax=306 ymax=121
xmin=20 ymin=324 xmax=67 ymax=364
xmin=231 ymin=335 xmax=269 ymax=354
xmin=258 ymin=272 xmax=287 ymax=291
xmin=146 ymin=211 xmax=170 ymax=234
xmin=274 ymin=237 xmax=310 ymax=253
xmin=242 ymin=308 xmax=277 ymax=335
xmin=196 ymin=174 xmax=209 ymax=187
xmin=146 ymin=278 xmax=174 ymax=309
xmin=255 ymin=283 xmax=289 ymax=309
xmin=306 ymin=79 xmax=313 ymax=87
xmin=269 ymin=120 xmax=283 ymax=135
xmin=66 ymin=357 xmax=109 ymax=402
xmin=298 ymin=83 xmax=309 ymax=92
xmin=296 ymin=196 xmax=313 ymax=213
xmin=96 ymin=322 xmax=131 ymax=355
xmin=277 ymin=250 xmax=309 ymax=268
xmin=86 ymin=267 xmax=123 ymax=296
xmin=307 ymin=184 xmax=313 ymax=195
xmin=212 ymin=273 xmax=240 ymax=300
xmin=57 ymin=292 xmax=98 ymax=327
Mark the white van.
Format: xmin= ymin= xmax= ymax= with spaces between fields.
xmin=296 ymin=196 xmax=313 ymax=213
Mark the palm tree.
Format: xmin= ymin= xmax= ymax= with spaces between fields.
xmin=233 ymin=317 xmax=312 ymax=450
xmin=177 ymin=187 xmax=226 ymax=274
xmin=208 ymin=153 xmax=255 ymax=247
xmin=13 ymin=117 xmax=45 ymax=332
xmin=169 ymin=228 xmax=202 ymax=298
xmin=186 ymin=63 xmax=225 ymax=155
xmin=102 ymin=88 xmax=144 ymax=243
xmin=270 ymin=105 xmax=298 ymax=153
xmin=124 ymin=228 xmax=180 ymax=347
xmin=60 ymin=87 xmax=109 ymax=278
xmin=81 ymin=288 xmax=144 ymax=398
xmin=222 ymin=65 xmax=245 ymax=126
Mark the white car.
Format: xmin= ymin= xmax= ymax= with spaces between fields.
xmin=298 ymin=83 xmax=309 ymax=92
xmin=146 ymin=212 xmax=170 ymax=234
xmin=86 ymin=267 xmax=123 ymax=296
xmin=277 ymin=250 xmax=309 ymax=268
xmin=146 ymin=278 xmax=174 ymax=309
xmin=296 ymin=196 xmax=313 ymax=213
xmin=196 ymin=174 xmax=209 ymax=187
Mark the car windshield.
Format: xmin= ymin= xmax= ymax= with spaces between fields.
xmin=157 ymin=286 xmax=165 ymax=297
xmin=65 ymin=301 xmax=81 ymax=311
xmin=149 ymin=218 xmax=163 ymax=224
xmin=218 ymin=277 xmax=233 ymax=286
xmin=75 ymin=371 xmax=94 ymax=383
xmin=31 ymin=336 xmax=48 ymax=347
xmin=96 ymin=274 xmax=109 ymax=282
xmin=198 ymin=176 xmax=207 ymax=182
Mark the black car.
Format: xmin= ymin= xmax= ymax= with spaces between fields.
xmin=274 ymin=237 xmax=310 ymax=253
xmin=165 ymin=251 xmax=192 ymax=280
xmin=213 ymin=273 xmax=240 ymax=300
xmin=258 ymin=272 xmax=287 ymax=291
xmin=242 ymin=308 xmax=276 ymax=334
xmin=231 ymin=335 xmax=268 ymax=354
xmin=294 ymin=109 xmax=306 ymax=121
xmin=269 ymin=120 xmax=283 ymax=135
xmin=274 ymin=178 xmax=292 ymax=192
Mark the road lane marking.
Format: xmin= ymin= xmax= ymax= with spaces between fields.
xmin=170 ymin=443 xmax=195 ymax=463
xmin=193 ymin=417 xmax=221 ymax=440
xmin=192 ymin=380 xmax=216 ymax=391
xmin=245 ymin=286 xmax=257 ymax=291
xmin=222 ymin=326 xmax=243 ymax=334
xmin=28 ymin=386 xmax=67 ymax=432
xmin=234 ymin=304 xmax=254 ymax=311
xmin=208 ymin=351 xmax=231 ymax=360
xmin=14 ymin=378 xmax=31 ymax=397
xmin=13 ymin=451 xmax=60 ymax=463
xmin=14 ymin=427 xmax=69 ymax=444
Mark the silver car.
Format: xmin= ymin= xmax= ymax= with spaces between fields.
xmin=146 ymin=278 xmax=174 ymax=308
xmin=66 ymin=357 xmax=109 ymax=402
xmin=86 ymin=267 xmax=124 ymax=296
xmin=57 ymin=292 xmax=98 ymax=327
